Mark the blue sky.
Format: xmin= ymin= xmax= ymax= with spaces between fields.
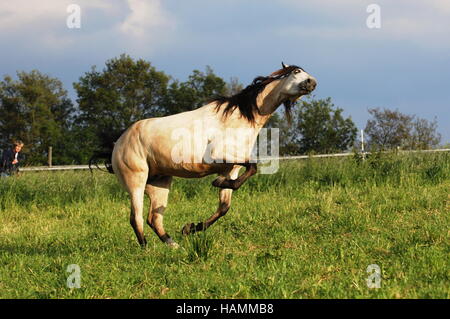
xmin=1 ymin=0 xmax=449 ymax=142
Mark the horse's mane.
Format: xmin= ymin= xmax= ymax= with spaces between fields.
xmin=212 ymin=65 xmax=301 ymax=124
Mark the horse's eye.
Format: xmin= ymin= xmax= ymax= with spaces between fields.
xmin=293 ymin=69 xmax=302 ymax=74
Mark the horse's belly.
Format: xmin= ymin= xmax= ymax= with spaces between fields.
xmin=154 ymin=162 xmax=226 ymax=178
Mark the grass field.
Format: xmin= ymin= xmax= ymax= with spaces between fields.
xmin=0 ymin=152 xmax=449 ymax=299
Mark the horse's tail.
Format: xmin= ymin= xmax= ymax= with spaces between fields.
xmin=89 ymin=129 xmax=127 ymax=174
xmin=89 ymin=151 xmax=114 ymax=174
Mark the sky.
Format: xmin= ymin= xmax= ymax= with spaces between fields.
xmin=1 ymin=0 xmax=449 ymax=142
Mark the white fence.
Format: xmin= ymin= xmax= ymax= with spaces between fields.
xmin=267 ymin=148 xmax=450 ymax=161
xmin=20 ymin=165 xmax=105 ymax=172
xmin=19 ymin=148 xmax=450 ymax=172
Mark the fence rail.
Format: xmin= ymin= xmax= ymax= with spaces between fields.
xmin=21 ymin=165 xmax=106 ymax=172
xmin=19 ymin=148 xmax=450 ymax=172
xmin=267 ymin=148 xmax=450 ymax=161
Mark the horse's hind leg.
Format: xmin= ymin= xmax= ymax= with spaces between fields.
xmin=113 ymin=161 xmax=148 ymax=247
xmin=146 ymin=176 xmax=178 ymax=248
xmin=129 ymin=186 xmax=147 ymax=247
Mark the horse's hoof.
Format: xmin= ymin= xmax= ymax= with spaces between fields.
xmin=182 ymin=223 xmax=195 ymax=236
xmin=138 ymin=238 xmax=147 ymax=248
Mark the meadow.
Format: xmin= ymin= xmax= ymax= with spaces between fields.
xmin=0 ymin=152 xmax=448 ymax=299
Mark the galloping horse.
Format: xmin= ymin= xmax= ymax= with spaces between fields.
xmin=110 ymin=63 xmax=317 ymax=248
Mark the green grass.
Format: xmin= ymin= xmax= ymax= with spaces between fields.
xmin=0 ymin=152 xmax=449 ymax=298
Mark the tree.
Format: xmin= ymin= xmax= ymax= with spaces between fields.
xmin=365 ymin=108 xmax=413 ymax=150
xmin=162 ymin=66 xmax=227 ymax=114
xmin=265 ymin=110 xmax=302 ymax=155
xmin=296 ymin=97 xmax=357 ymax=154
xmin=0 ymin=70 xmax=75 ymax=165
xmin=73 ymin=54 xmax=170 ymax=154
xmin=407 ymin=117 xmax=441 ymax=150
xmin=226 ymin=77 xmax=244 ymax=96
xmin=365 ymin=108 xmax=441 ymax=150
xmin=265 ymin=97 xmax=357 ymax=155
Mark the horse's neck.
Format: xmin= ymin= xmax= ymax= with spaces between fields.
xmin=254 ymin=80 xmax=285 ymax=127
xmin=212 ymin=80 xmax=284 ymax=131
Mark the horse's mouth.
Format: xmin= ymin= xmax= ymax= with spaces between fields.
xmin=299 ymin=87 xmax=312 ymax=94
xmin=299 ymin=78 xmax=317 ymax=94
xmin=299 ymin=84 xmax=316 ymax=94
xmin=291 ymin=85 xmax=315 ymax=103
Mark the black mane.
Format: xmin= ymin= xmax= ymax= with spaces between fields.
xmin=212 ymin=65 xmax=301 ymax=124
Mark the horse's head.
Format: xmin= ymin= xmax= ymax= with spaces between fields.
xmin=275 ymin=62 xmax=317 ymax=103
xmin=213 ymin=62 xmax=317 ymax=123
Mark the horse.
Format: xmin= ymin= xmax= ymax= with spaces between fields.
xmin=108 ymin=63 xmax=317 ymax=248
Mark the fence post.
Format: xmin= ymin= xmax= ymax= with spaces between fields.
xmin=48 ymin=146 xmax=52 ymax=167
xmin=361 ymin=129 xmax=366 ymax=160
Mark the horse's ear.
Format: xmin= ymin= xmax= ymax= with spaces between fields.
xmin=281 ymin=62 xmax=289 ymax=69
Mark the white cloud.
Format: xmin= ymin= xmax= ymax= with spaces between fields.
xmin=0 ymin=1 xmax=60 ymax=30
xmin=0 ymin=0 xmax=176 ymax=53
xmin=119 ymin=0 xmax=174 ymax=39
xmin=428 ymin=0 xmax=450 ymax=14
xmin=0 ymin=0 xmax=115 ymax=30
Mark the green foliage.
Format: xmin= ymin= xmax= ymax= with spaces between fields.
xmin=365 ymin=108 xmax=441 ymax=151
xmin=268 ymin=96 xmax=357 ymax=155
xmin=0 ymin=70 xmax=75 ymax=164
xmin=297 ymin=97 xmax=357 ymax=154
xmin=161 ymin=66 xmax=227 ymax=114
xmin=184 ymin=231 xmax=215 ymax=262
xmin=0 ymin=153 xmax=448 ymax=298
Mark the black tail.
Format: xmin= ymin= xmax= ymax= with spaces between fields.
xmin=89 ymin=129 xmax=125 ymax=174
xmin=89 ymin=151 xmax=114 ymax=174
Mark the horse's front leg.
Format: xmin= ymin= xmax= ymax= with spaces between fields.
xmin=212 ymin=163 xmax=257 ymax=190
xmin=182 ymin=166 xmax=241 ymax=235
xmin=182 ymin=187 xmax=232 ymax=235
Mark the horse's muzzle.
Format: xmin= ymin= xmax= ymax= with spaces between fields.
xmin=299 ymin=77 xmax=317 ymax=93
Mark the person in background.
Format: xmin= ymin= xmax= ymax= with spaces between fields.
xmin=0 ymin=140 xmax=25 ymax=177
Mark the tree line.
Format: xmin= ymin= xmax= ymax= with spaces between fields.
xmin=0 ymin=54 xmax=442 ymax=165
